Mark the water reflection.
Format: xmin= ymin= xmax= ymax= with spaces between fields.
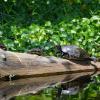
xmin=0 ymin=72 xmax=98 ymax=100
xmin=56 ymin=75 xmax=92 ymax=99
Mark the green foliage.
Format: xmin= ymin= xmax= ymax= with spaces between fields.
xmin=0 ymin=0 xmax=100 ymax=56
xmin=1 ymin=15 xmax=100 ymax=56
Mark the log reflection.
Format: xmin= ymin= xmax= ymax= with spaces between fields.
xmin=0 ymin=72 xmax=96 ymax=100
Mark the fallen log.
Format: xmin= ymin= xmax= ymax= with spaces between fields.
xmin=0 ymin=49 xmax=100 ymax=79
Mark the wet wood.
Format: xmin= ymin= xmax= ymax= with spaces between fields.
xmin=0 ymin=49 xmax=100 ymax=78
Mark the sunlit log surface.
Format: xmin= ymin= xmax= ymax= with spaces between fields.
xmin=0 ymin=49 xmax=100 ymax=79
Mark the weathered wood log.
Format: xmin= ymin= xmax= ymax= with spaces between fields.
xmin=0 ymin=49 xmax=100 ymax=79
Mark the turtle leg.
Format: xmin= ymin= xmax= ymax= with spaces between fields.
xmin=62 ymin=53 xmax=70 ymax=59
xmin=67 ymin=53 xmax=74 ymax=59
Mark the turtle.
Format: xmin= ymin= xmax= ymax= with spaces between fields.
xmin=55 ymin=45 xmax=97 ymax=61
xmin=27 ymin=48 xmax=43 ymax=56
xmin=0 ymin=44 xmax=7 ymax=50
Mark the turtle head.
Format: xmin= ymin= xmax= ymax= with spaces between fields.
xmin=55 ymin=45 xmax=62 ymax=51
xmin=54 ymin=44 xmax=62 ymax=57
xmin=90 ymin=56 xmax=97 ymax=62
xmin=0 ymin=44 xmax=6 ymax=50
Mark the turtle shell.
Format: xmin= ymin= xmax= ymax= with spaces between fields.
xmin=27 ymin=48 xmax=43 ymax=56
xmin=59 ymin=45 xmax=90 ymax=60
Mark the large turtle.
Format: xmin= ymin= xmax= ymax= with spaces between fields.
xmin=56 ymin=45 xmax=96 ymax=61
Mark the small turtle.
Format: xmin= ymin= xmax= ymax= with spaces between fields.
xmin=0 ymin=44 xmax=7 ymax=50
xmin=27 ymin=48 xmax=43 ymax=56
xmin=56 ymin=45 xmax=96 ymax=61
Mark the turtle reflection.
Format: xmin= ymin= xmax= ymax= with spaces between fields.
xmin=56 ymin=75 xmax=93 ymax=98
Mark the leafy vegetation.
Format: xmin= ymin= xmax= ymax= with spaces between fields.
xmin=0 ymin=0 xmax=100 ymax=100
